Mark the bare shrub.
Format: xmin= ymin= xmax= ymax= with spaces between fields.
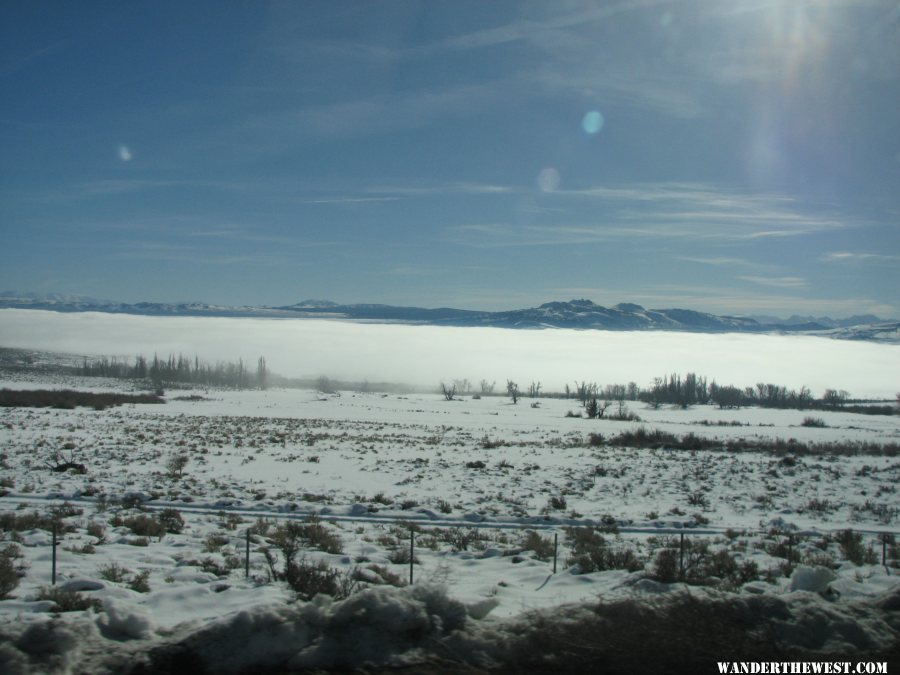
xmin=86 ymin=521 xmax=106 ymax=542
xmin=203 ymin=533 xmax=229 ymax=552
xmin=263 ymin=517 xmax=344 ymax=585
xmin=359 ymin=563 xmax=406 ymax=587
xmin=98 ymin=561 xmax=131 ymax=582
xmin=653 ymin=548 xmax=680 ymax=583
xmin=566 ymin=528 xmax=644 ymax=574
xmin=123 ymin=514 xmax=167 ymax=540
xmin=0 ymin=544 xmax=23 ymax=598
xmin=835 ymin=529 xmax=878 ymax=566
xmin=36 ymin=587 xmax=102 ymax=613
xmin=284 ymin=557 xmax=358 ymax=601
xmin=128 ymin=570 xmax=151 ymax=593
xmin=521 ymin=530 xmax=554 ymax=561
xmin=687 ymin=491 xmax=710 ymax=509
xmin=387 ymin=546 xmax=419 ymax=565
xmin=157 ymin=508 xmax=185 ymax=534
xmin=433 ymin=526 xmax=484 ymax=552
xmin=548 ymin=495 xmax=567 ymax=510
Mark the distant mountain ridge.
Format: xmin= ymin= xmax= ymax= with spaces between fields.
xmin=1 ymin=292 xmax=897 ymax=342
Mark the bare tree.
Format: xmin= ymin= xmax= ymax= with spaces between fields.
xmin=316 ymin=376 xmax=335 ymax=394
xmin=453 ymin=379 xmax=471 ymax=396
xmin=257 ymin=356 xmax=268 ymax=390
xmin=575 ymin=381 xmax=597 ymax=407
xmin=479 ymin=379 xmax=496 ymax=395
xmin=822 ymin=389 xmax=849 ymax=408
xmin=506 ymin=380 xmax=519 ymax=404
xmin=166 ymin=453 xmax=189 ymax=480
xmin=528 ymin=381 xmax=541 ymax=398
xmin=44 ymin=448 xmax=86 ymax=474
xmin=441 ymin=382 xmax=457 ymax=401
xmin=584 ymin=398 xmax=611 ymax=418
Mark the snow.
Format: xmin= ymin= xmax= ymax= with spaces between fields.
xmin=0 ymin=349 xmax=898 ymax=671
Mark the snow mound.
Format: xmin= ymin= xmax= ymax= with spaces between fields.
xmin=98 ymin=599 xmax=156 ymax=640
xmin=0 ymin=586 xmax=897 ymax=673
xmin=790 ymin=566 xmax=836 ymax=594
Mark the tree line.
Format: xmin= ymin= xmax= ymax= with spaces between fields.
xmin=569 ymin=373 xmax=892 ymax=415
xmin=459 ymin=373 xmax=894 ymax=416
xmin=79 ymin=353 xmax=268 ymax=390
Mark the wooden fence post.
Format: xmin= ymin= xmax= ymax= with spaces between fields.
xmin=409 ymin=530 xmax=415 ymax=585
xmin=553 ymin=532 xmax=558 ymax=574
xmin=51 ymin=521 xmax=58 ymax=585
xmin=245 ymin=529 xmax=251 ymax=578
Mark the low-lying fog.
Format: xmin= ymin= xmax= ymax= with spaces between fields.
xmin=2 ymin=309 xmax=898 ymax=399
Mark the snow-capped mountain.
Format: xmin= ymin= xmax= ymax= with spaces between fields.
xmin=0 ymin=292 xmax=895 ymax=341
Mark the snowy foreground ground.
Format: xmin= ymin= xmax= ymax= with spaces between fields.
xmin=1 ymin=374 xmax=899 ymax=672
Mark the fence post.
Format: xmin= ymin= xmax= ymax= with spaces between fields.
xmin=679 ymin=533 xmax=685 ymax=580
xmin=788 ymin=533 xmax=793 ymax=563
xmin=553 ymin=532 xmax=558 ymax=574
xmin=245 ymin=529 xmax=251 ymax=579
xmin=409 ymin=530 xmax=415 ymax=585
xmin=51 ymin=521 xmax=57 ymax=585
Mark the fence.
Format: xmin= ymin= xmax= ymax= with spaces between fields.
xmin=22 ymin=502 xmax=900 ymax=586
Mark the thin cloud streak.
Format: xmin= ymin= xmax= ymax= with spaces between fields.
xmin=738 ymin=276 xmax=808 ymax=289
xmin=114 ymin=242 xmax=290 ymax=267
xmin=823 ymin=252 xmax=900 ymax=263
xmin=674 ymin=256 xmax=764 ymax=268
xmin=447 ymin=183 xmax=860 ymax=247
xmin=417 ymin=0 xmax=672 ymax=54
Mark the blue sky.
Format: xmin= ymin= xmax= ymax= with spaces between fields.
xmin=1 ymin=0 xmax=898 ymax=316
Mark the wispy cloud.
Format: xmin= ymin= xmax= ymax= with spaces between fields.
xmin=230 ymin=80 xmax=516 ymax=151
xmin=738 ymin=276 xmax=807 ymax=289
xmin=114 ymin=241 xmax=288 ymax=266
xmin=822 ymin=252 xmax=900 ymax=263
xmin=417 ymin=0 xmax=671 ymax=54
xmin=0 ymin=39 xmax=69 ymax=76
xmin=674 ymin=256 xmax=763 ymax=268
xmin=182 ymin=225 xmax=309 ymax=246
xmin=366 ymin=182 xmax=516 ymax=197
xmin=297 ymin=196 xmax=401 ymax=205
xmin=533 ymin=67 xmax=708 ymax=119
xmin=384 ymin=263 xmax=492 ymax=277
xmin=446 ymin=183 xmax=857 ymax=247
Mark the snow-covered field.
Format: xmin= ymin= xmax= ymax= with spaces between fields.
xmin=1 ymin=307 xmax=899 ymax=671
xmin=1 ymin=364 xmax=899 ymax=671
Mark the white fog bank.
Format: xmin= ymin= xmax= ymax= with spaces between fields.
xmin=1 ymin=309 xmax=898 ymax=398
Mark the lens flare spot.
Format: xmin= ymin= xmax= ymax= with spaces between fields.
xmin=537 ymin=167 xmax=560 ymax=192
xmin=581 ymin=110 xmax=604 ymax=135
xmin=118 ymin=145 xmax=133 ymax=162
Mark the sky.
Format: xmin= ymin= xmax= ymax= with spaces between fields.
xmin=1 ymin=0 xmax=899 ymax=317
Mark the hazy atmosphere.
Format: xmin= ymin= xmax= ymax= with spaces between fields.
xmin=4 ymin=309 xmax=899 ymax=398
xmin=2 ymin=1 xmax=899 ymax=315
